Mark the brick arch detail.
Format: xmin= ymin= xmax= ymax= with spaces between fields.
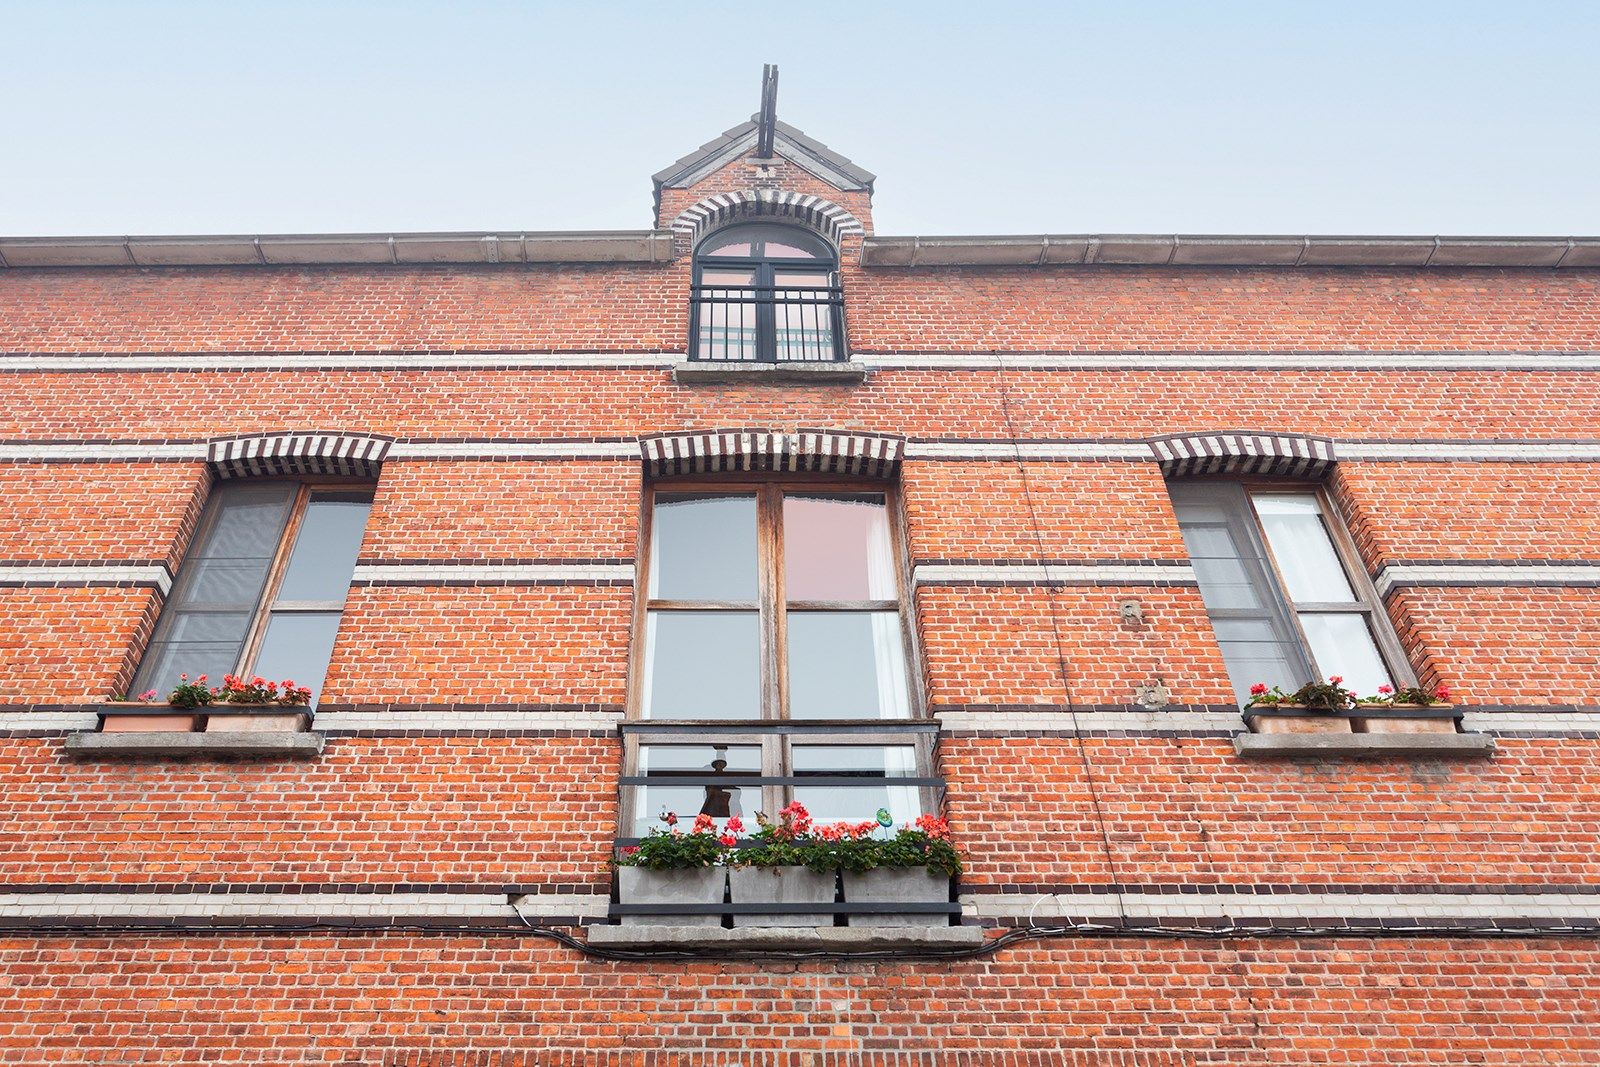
xmin=207 ymin=432 xmax=393 ymax=480
xmin=641 ymin=429 xmax=903 ymax=479
xmin=669 ymin=190 xmax=866 ymax=253
xmin=1149 ymin=431 xmax=1336 ymax=479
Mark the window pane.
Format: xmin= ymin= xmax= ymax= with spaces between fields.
xmin=129 ymin=483 xmax=294 ymax=696
xmin=695 ymin=269 xmax=757 ymax=362
xmin=650 ymin=494 xmax=758 ymax=601
xmin=1299 ymin=613 xmax=1392 ymax=697
xmin=787 ymin=612 xmax=909 ymax=719
xmin=251 ymin=612 xmax=343 ymax=704
xmin=275 ymin=494 xmax=373 ymax=603
xmin=792 ymin=745 xmax=922 ymax=827
xmin=1253 ymin=495 xmax=1357 ymax=603
xmin=1211 ymin=617 xmax=1305 ymax=704
xmin=783 ymin=494 xmax=895 ymax=601
xmin=773 ymin=270 xmax=835 ymax=362
xmin=643 ymin=611 xmax=760 ymax=719
xmin=1178 ymin=520 xmax=1266 ymax=610
xmin=632 ymin=744 xmax=760 ymax=838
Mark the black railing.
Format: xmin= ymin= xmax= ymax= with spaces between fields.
xmin=688 ymin=284 xmax=847 ymax=363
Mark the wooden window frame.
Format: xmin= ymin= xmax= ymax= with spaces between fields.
xmin=621 ymin=475 xmax=931 ymax=838
xmin=134 ymin=478 xmax=374 ymax=692
xmin=1175 ymin=477 xmax=1417 ymax=695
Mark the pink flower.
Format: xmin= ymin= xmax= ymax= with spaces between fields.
xmin=724 ymin=816 xmax=744 ymax=834
xmin=692 ymin=812 xmax=714 ymax=834
xmin=1329 ymin=676 xmax=1343 ymax=685
xmin=136 ymin=689 xmax=158 ymax=702
xmin=1378 ymin=684 xmax=1393 ymax=695
xmin=718 ymin=833 xmax=736 ymax=847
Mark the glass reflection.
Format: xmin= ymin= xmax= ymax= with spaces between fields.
xmin=650 ymin=494 xmax=758 ymax=601
xmin=783 ymin=494 xmax=894 ymax=601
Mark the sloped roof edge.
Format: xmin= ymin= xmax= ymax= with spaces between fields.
xmin=652 ymin=116 xmax=874 ymax=193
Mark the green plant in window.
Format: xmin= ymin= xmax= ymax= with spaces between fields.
xmin=167 ymin=674 xmax=216 ymax=709
xmin=1286 ymin=675 xmax=1356 ymax=711
xmin=614 ymin=811 xmax=730 ymax=871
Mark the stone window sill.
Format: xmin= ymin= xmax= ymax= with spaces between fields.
xmin=672 ymin=361 xmax=867 ymax=385
xmin=1233 ymin=732 xmax=1494 ymax=758
xmin=66 ymin=730 xmax=324 ymax=760
xmin=586 ymin=924 xmax=982 ymax=952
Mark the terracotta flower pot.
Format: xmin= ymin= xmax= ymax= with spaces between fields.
xmin=1351 ymin=704 xmax=1457 ymax=734
xmin=99 ymin=702 xmax=200 ymax=733
xmin=727 ymin=866 xmax=836 ymax=927
xmin=1247 ymin=705 xmax=1352 ymax=734
xmin=841 ymin=867 xmax=950 ymax=927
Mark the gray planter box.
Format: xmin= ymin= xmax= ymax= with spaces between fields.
xmin=616 ymin=867 xmax=725 ymax=927
xmin=728 ymin=867 xmax=836 ymax=927
xmin=842 ymin=868 xmax=951 ymax=927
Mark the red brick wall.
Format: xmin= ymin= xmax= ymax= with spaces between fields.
xmin=0 ymin=935 xmax=1592 ymax=1065
xmin=0 ymin=150 xmax=1596 ymax=1062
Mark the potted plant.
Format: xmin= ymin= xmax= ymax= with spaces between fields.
xmin=1244 ymin=677 xmax=1355 ymax=734
xmin=1351 ymin=684 xmax=1457 ymax=734
xmin=614 ymin=811 xmax=728 ymax=927
xmin=726 ymin=802 xmax=837 ymax=928
xmin=202 ymin=675 xmax=313 ymax=732
xmin=837 ymin=812 xmax=959 ymax=927
xmin=100 ymin=675 xmax=209 ymax=732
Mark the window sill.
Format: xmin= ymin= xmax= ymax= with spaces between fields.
xmin=1233 ymin=732 xmax=1494 ymax=759
xmin=586 ymin=924 xmax=982 ymax=952
xmin=672 ymin=361 xmax=867 ymax=385
xmin=65 ymin=730 xmax=325 ymax=760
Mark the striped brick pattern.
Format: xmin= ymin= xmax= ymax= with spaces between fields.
xmin=1150 ymin=431 xmax=1336 ymax=479
xmin=669 ymin=189 xmax=865 ymax=251
xmin=641 ymin=430 xmax=903 ymax=479
xmin=207 ymin=432 xmax=392 ymax=479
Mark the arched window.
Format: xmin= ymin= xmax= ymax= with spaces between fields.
xmin=690 ymin=223 xmax=845 ymax=363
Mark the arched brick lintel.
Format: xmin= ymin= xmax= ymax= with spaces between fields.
xmin=669 ymin=190 xmax=866 ymax=254
xmin=641 ymin=429 xmax=903 ymax=479
xmin=208 ymin=432 xmax=393 ymax=480
xmin=1150 ymin=431 xmax=1336 ymax=480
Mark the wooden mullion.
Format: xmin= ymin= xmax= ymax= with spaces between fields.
xmin=234 ymin=483 xmax=311 ymax=679
xmin=762 ymin=485 xmax=786 ymax=727
xmin=785 ymin=599 xmax=899 ymax=612
xmin=645 ymin=599 xmax=761 ymax=612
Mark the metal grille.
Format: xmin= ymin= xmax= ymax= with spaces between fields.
xmin=689 ymin=284 xmax=846 ymax=363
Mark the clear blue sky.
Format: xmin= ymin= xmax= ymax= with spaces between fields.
xmin=4 ymin=1 xmax=1598 ymax=237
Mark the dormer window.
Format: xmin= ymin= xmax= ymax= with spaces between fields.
xmin=690 ymin=223 xmax=846 ymax=363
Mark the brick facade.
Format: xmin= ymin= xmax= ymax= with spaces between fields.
xmin=0 ymin=110 xmax=1596 ymax=1065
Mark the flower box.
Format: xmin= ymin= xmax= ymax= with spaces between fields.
xmin=1351 ymin=704 xmax=1457 ymax=735
xmin=841 ymin=867 xmax=950 ymax=927
xmin=99 ymin=702 xmax=200 ymax=733
xmin=728 ymin=866 xmax=836 ymax=928
xmin=1246 ymin=707 xmax=1352 ymax=735
xmin=616 ymin=867 xmax=726 ymax=927
xmin=204 ymin=706 xmax=310 ymax=733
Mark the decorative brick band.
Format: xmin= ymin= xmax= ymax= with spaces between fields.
xmin=1150 ymin=432 xmax=1336 ymax=479
xmin=913 ymin=562 xmax=1198 ymax=587
xmin=668 ymin=189 xmax=865 ymax=251
xmin=961 ymin=888 xmax=1600 ymax=927
xmin=208 ymin=432 xmax=392 ymax=479
xmin=1375 ymin=561 xmax=1600 ymax=596
xmin=641 ymin=430 xmax=903 ymax=479
xmin=0 ymin=564 xmax=170 ymax=595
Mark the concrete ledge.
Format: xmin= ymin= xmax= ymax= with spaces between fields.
xmin=672 ymin=361 xmax=867 ymax=385
xmin=65 ymin=731 xmax=325 ymax=759
xmin=1233 ymin=732 xmax=1495 ymax=759
xmin=586 ymin=924 xmax=983 ymax=951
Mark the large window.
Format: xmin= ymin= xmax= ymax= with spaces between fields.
xmin=1169 ymin=482 xmax=1413 ymax=705
xmin=624 ymin=482 xmax=932 ymax=838
xmin=689 ymin=223 xmax=845 ymax=363
xmin=130 ymin=481 xmax=373 ymax=704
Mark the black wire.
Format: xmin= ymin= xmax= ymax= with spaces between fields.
xmin=989 ymin=350 xmax=1130 ymax=925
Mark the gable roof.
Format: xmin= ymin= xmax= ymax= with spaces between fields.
xmin=652 ymin=116 xmax=875 ymax=196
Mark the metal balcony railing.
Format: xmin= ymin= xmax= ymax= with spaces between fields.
xmin=688 ymin=284 xmax=847 ymax=363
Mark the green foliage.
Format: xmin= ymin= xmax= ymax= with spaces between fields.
xmin=1287 ymin=677 xmax=1357 ymax=711
xmin=167 ymin=676 xmax=215 ymax=709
